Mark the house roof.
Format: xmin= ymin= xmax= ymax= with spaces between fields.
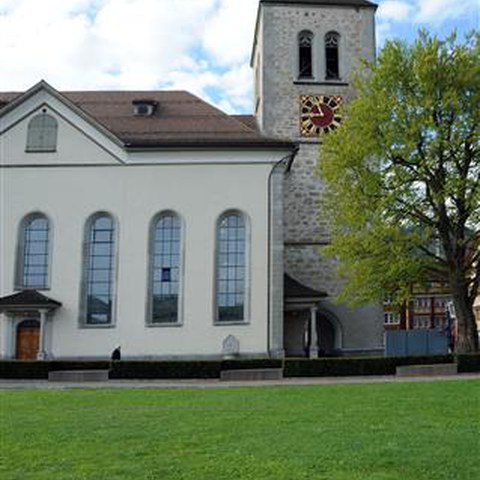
xmin=232 ymin=115 xmax=258 ymax=131
xmin=260 ymin=0 xmax=377 ymax=8
xmin=284 ymin=274 xmax=328 ymax=300
xmin=0 ymin=290 xmax=62 ymax=310
xmin=0 ymin=85 xmax=292 ymax=150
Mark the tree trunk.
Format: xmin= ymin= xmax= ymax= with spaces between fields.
xmin=452 ymin=291 xmax=479 ymax=353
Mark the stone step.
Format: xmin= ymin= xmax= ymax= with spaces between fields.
xmin=220 ymin=368 xmax=283 ymax=381
xmin=48 ymin=370 xmax=110 ymax=382
xmin=396 ymin=363 xmax=458 ymax=377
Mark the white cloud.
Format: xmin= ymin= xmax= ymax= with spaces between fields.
xmin=0 ymin=0 xmax=258 ymax=112
xmin=376 ymin=0 xmax=479 ymax=46
xmin=202 ymin=0 xmax=258 ymax=65
xmin=378 ymin=1 xmax=413 ymax=22
xmin=414 ymin=0 xmax=479 ymax=24
xmin=377 ymin=0 xmax=480 ymax=26
xmin=2 ymin=0 xmax=475 ymax=114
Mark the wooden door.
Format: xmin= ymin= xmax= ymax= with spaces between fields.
xmin=16 ymin=320 xmax=40 ymax=360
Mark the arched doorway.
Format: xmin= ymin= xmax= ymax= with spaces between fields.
xmin=316 ymin=310 xmax=343 ymax=355
xmin=284 ymin=310 xmax=309 ymax=357
xmin=16 ymin=319 xmax=40 ymax=360
xmin=317 ymin=316 xmax=336 ymax=355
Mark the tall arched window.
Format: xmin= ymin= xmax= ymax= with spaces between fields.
xmin=83 ymin=214 xmax=116 ymax=326
xmin=148 ymin=212 xmax=182 ymax=325
xmin=298 ymin=30 xmax=314 ymax=79
xmin=26 ymin=113 xmax=58 ymax=152
xmin=216 ymin=212 xmax=248 ymax=323
xmin=325 ymin=31 xmax=340 ymax=80
xmin=16 ymin=213 xmax=50 ymax=289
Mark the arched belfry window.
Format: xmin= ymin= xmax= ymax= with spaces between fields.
xmin=82 ymin=213 xmax=117 ymax=326
xmin=148 ymin=212 xmax=182 ymax=325
xmin=298 ymin=30 xmax=314 ymax=79
xmin=215 ymin=211 xmax=248 ymax=323
xmin=325 ymin=31 xmax=340 ymax=80
xmin=16 ymin=213 xmax=51 ymax=289
xmin=26 ymin=112 xmax=58 ymax=152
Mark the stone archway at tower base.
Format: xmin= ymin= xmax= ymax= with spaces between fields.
xmin=284 ymin=273 xmax=343 ymax=358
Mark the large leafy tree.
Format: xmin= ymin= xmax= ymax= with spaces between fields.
xmin=320 ymin=32 xmax=479 ymax=353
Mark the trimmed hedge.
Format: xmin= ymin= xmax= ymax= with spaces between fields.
xmin=221 ymin=359 xmax=282 ymax=371
xmin=283 ymin=355 xmax=454 ymax=377
xmin=456 ymin=353 xmax=480 ymax=373
xmin=1 ymin=354 xmax=478 ymax=380
xmin=0 ymin=361 xmax=50 ymax=380
xmin=109 ymin=361 xmax=221 ymax=380
xmin=0 ymin=361 xmax=111 ymax=380
xmin=0 ymin=359 xmax=281 ymax=380
xmin=49 ymin=361 xmax=111 ymax=371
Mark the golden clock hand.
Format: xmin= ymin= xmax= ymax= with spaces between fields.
xmin=313 ymin=97 xmax=325 ymax=115
xmin=305 ymin=111 xmax=324 ymax=118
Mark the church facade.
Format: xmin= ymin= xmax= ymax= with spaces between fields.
xmin=0 ymin=0 xmax=383 ymax=361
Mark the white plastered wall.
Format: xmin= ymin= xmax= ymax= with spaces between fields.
xmin=0 ymin=94 xmax=289 ymax=359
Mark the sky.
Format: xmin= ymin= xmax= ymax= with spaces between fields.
xmin=0 ymin=0 xmax=478 ymax=113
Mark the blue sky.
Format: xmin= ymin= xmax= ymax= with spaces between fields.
xmin=0 ymin=0 xmax=478 ymax=113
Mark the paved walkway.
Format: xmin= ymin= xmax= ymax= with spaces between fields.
xmin=1 ymin=373 xmax=479 ymax=390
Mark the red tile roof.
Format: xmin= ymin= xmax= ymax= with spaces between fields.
xmin=0 ymin=90 xmax=292 ymax=149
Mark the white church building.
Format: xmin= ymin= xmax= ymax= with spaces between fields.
xmin=0 ymin=0 xmax=383 ymax=361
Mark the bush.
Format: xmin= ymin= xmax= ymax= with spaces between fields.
xmin=0 ymin=361 xmax=111 ymax=380
xmin=456 ymin=353 xmax=480 ymax=373
xmin=109 ymin=361 xmax=222 ymax=379
xmin=1 ymin=354 xmax=466 ymax=380
xmin=48 ymin=361 xmax=111 ymax=371
xmin=0 ymin=360 xmax=221 ymax=380
xmin=0 ymin=361 xmax=50 ymax=379
xmin=221 ymin=358 xmax=282 ymax=371
xmin=284 ymin=355 xmax=454 ymax=377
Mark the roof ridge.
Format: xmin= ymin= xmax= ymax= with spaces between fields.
xmin=1 ymin=82 xmax=294 ymax=150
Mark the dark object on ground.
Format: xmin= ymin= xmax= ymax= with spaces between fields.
xmin=111 ymin=347 xmax=121 ymax=361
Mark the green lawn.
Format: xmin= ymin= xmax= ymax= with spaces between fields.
xmin=1 ymin=381 xmax=479 ymax=480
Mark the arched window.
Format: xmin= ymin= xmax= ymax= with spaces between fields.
xmin=26 ymin=113 xmax=58 ymax=152
xmin=83 ymin=214 xmax=116 ymax=326
xmin=148 ymin=212 xmax=182 ymax=325
xmin=298 ymin=30 xmax=314 ymax=79
xmin=325 ymin=31 xmax=340 ymax=80
xmin=216 ymin=212 xmax=248 ymax=323
xmin=16 ymin=214 xmax=50 ymax=289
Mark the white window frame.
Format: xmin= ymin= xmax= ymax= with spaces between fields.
xmin=15 ymin=212 xmax=52 ymax=290
xmin=213 ymin=210 xmax=251 ymax=325
xmin=79 ymin=212 xmax=118 ymax=328
xmin=26 ymin=112 xmax=58 ymax=152
xmin=146 ymin=211 xmax=185 ymax=327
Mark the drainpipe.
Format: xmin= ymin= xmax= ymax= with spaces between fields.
xmin=267 ymin=144 xmax=299 ymax=357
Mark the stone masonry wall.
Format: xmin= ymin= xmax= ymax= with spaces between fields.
xmin=254 ymin=2 xmax=383 ymax=352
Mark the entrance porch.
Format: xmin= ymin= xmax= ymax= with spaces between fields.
xmin=284 ymin=274 xmax=342 ymax=357
xmin=0 ymin=290 xmax=62 ymax=360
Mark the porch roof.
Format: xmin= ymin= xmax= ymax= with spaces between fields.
xmin=284 ymin=274 xmax=328 ymax=301
xmin=0 ymin=290 xmax=62 ymax=311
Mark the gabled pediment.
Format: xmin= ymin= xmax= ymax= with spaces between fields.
xmin=0 ymin=80 xmax=127 ymax=166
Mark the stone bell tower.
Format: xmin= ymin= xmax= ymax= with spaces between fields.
xmin=252 ymin=0 xmax=384 ymax=356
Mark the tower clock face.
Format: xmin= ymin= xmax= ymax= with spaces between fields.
xmin=300 ymin=95 xmax=343 ymax=136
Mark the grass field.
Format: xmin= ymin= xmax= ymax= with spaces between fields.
xmin=1 ymin=381 xmax=479 ymax=480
